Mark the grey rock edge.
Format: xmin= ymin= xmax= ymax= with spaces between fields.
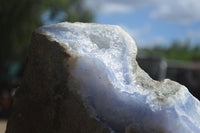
xmin=6 ymin=22 xmax=200 ymax=133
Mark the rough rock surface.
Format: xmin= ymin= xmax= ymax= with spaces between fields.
xmin=6 ymin=22 xmax=200 ymax=133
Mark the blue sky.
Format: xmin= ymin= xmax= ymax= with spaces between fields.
xmin=85 ymin=0 xmax=200 ymax=48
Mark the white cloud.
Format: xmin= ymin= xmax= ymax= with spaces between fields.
xmin=84 ymin=0 xmax=134 ymax=14
xmin=85 ymin=0 xmax=200 ymax=25
xmin=120 ymin=23 xmax=168 ymax=48
xmin=120 ymin=24 xmax=166 ymax=48
xmin=99 ymin=3 xmax=133 ymax=14
xmin=150 ymin=0 xmax=200 ymax=24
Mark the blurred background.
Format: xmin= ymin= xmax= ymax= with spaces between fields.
xmin=0 ymin=0 xmax=200 ymax=125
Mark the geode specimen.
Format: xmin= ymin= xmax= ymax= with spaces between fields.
xmin=6 ymin=22 xmax=200 ymax=133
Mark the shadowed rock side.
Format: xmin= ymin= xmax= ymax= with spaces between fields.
xmin=6 ymin=22 xmax=200 ymax=133
xmin=6 ymin=33 xmax=110 ymax=133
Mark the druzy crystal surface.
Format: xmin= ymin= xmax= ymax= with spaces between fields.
xmin=36 ymin=22 xmax=200 ymax=133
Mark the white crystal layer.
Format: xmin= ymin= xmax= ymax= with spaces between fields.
xmin=37 ymin=22 xmax=200 ymax=133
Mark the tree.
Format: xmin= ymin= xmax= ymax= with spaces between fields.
xmin=0 ymin=0 xmax=93 ymax=83
xmin=138 ymin=40 xmax=200 ymax=61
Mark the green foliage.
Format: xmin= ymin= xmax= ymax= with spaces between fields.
xmin=0 ymin=0 xmax=93 ymax=82
xmin=139 ymin=40 xmax=200 ymax=61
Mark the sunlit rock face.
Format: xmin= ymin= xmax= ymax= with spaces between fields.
xmin=7 ymin=22 xmax=200 ymax=133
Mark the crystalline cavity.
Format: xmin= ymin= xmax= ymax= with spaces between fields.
xmin=37 ymin=22 xmax=200 ymax=133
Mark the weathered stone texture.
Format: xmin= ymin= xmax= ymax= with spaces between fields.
xmin=6 ymin=32 xmax=110 ymax=133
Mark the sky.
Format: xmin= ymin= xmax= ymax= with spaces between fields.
xmin=85 ymin=0 xmax=200 ymax=48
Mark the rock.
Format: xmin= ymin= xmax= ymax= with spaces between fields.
xmin=6 ymin=22 xmax=200 ymax=133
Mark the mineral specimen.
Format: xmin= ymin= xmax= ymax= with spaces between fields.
xmin=6 ymin=22 xmax=200 ymax=133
